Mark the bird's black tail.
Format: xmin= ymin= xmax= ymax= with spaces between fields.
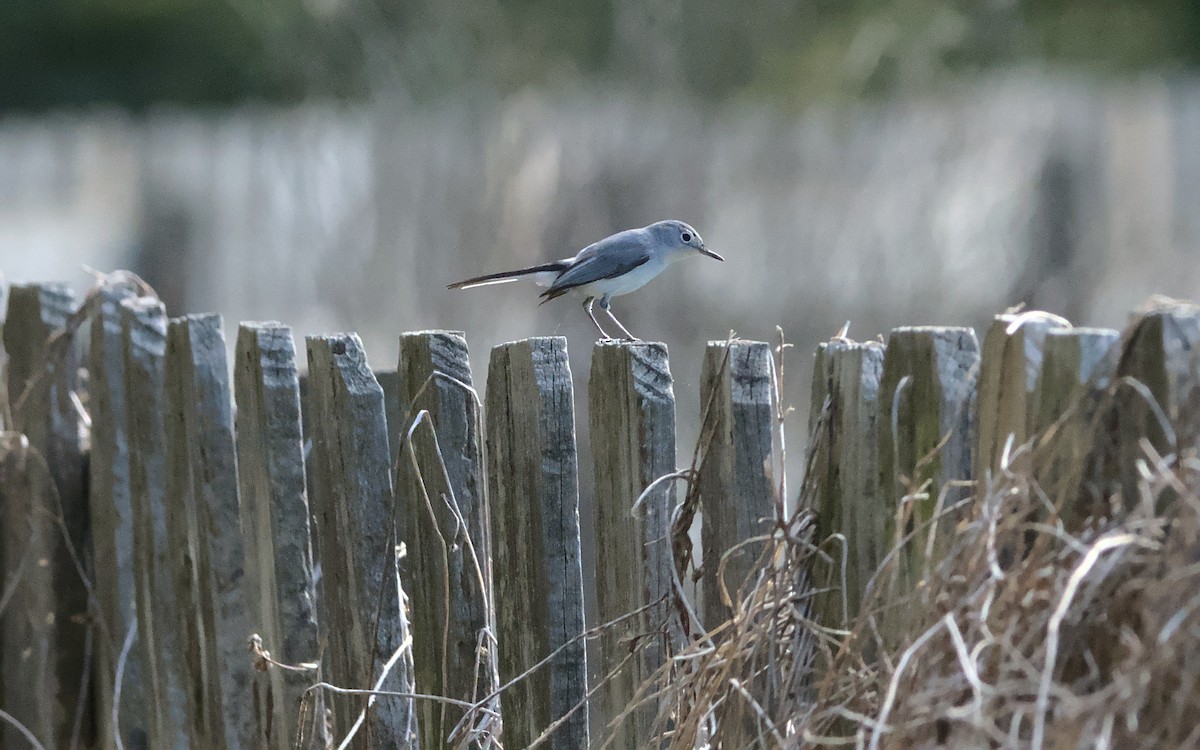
xmin=447 ymin=262 xmax=569 ymax=290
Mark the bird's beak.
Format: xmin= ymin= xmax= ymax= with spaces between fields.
xmin=700 ymin=247 xmax=724 ymax=261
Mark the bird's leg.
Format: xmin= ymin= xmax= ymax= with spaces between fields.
xmin=599 ymin=295 xmax=639 ymax=341
xmin=583 ymin=297 xmax=612 ymax=340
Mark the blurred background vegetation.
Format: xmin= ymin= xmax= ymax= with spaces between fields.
xmin=5 ymin=0 xmax=1199 ymax=112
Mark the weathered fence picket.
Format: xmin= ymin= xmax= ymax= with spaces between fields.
xmin=87 ymin=285 xmax=148 ymax=747
xmin=808 ymin=339 xmax=886 ymax=622
xmin=234 ymin=323 xmax=321 ymax=749
xmin=164 ymin=314 xmax=254 ymax=748
xmin=1031 ymin=328 xmax=1120 ymax=436
xmin=486 ymin=337 xmax=589 ymax=748
xmin=394 ymin=331 xmax=496 ymax=748
xmin=589 ymin=340 xmax=680 ymax=745
xmin=305 ymin=334 xmax=418 ymax=748
xmin=975 ymin=312 xmax=1070 ymax=490
xmin=875 ymin=326 xmax=979 ymax=628
xmin=122 ymin=296 xmax=189 ymax=748
xmin=1110 ymin=302 xmax=1200 ymax=508
xmin=698 ymin=340 xmax=776 ymax=630
xmin=1 ymin=283 xmax=91 ymax=749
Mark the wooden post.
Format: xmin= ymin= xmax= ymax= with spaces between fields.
xmin=699 ymin=341 xmax=775 ymax=630
xmin=589 ymin=340 xmax=680 ymax=746
xmin=1024 ymin=327 xmax=1120 ymax=527
xmin=88 ymin=285 xmax=150 ymax=747
xmin=486 ymin=337 xmax=588 ymax=748
xmin=1110 ymin=302 xmax=1200 ymax=508
xmin=122 ymin=296 xmax=190 ymax=748
xmin=876 ymin=327 xmax=979 ymax=608
xmin=394 ymin=331 xmax=494 ymax=748
xmin=0 ymin=283 xmax=91 ymax=749
xmin=975 ymin=313 xmax=1069 ymax=489
xmin=376 ymin=369 xmax=404 ymax=457
xmin=305 ymin=334 xmax=418 ymax=748
xmin=807 ymin=339 xmax=886 ymax=622
xmin=1031 ymin=328 xmax=1119 ymax=435
xmin=164 ymin=314 xmax=254 ymax=748
xmin=234 ymin=323 xmax=321 ymax=749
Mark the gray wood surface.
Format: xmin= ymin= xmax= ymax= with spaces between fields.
xmin=699 ymin=340 xmax=775 ymax=630
xmin=234 ymin=323 xmax=320 ymax=749
xmin=377 ymin=368 xmax=403 ymax=457
xmin=1 ymin=283 xmax=91 ymax=748
xmin=122 ymin=296 xmax=189 ymax=748
xmin=589 ymin=340 xmax=679 ymax=746
xmin=808 ymin=339 xmax=886 ymax=622
xmin=975 ymin=313 xmax=1069 ymax=491
xmin=88 ymin=285 xmax=148 ymax=748
xmin=1029 ymin=327 xmax=1120 ymax=524
xmin=394 ymin=331 xmax=494 ymax=748
xmin=1031 ymin=328 xmax=1119 ymax=435
xmin=165 ymin=314 xmax=254 ymax=749
xmin=305 ymin=334 xmax=418 ymax=749
xmin=1111 ymin=302 xmax=1200 ymax=508
xmin=486 ymin=337 xmax=588 ymax=749
xmin=876 ymin=327 xmax=979 ymax=613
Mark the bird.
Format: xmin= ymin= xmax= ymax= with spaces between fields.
xmin=447 ymin=220 xmax=723 ymax=340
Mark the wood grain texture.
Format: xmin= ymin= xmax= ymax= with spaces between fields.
xmin=975 ymin=313 xmax=1069 ymax=492
xmin=1111 ymin=302 xmax=1200 ymax=509
xmin=589 ymin=340 xmax=680 ymax=746
xmin=808 ymin=339 xmax=886 ymax=622
xmin=0 ymin=283 xmax=91 ymax=748
xmin=122 ymin=296 xmax=189 ymax=748
xmin=377 ymin=368 xmax=403 ymax=458
xmin=486 ymin=337 xmax=588 ymax=749
xmin=165 ymin=314 xmax=254 ymax=749
xmin=395 ymin=331 xmax=494 ymax=748
xmin=699 ymin=341 xmax=775 ymax=630
xmin=1017 ymin=326 xmax=1119 ymax=532
xmin=1032 ymin=328 xmax=1120 ymax=434
xmin=88 ymin=285 xmax=149 ymax=748
xmin=234 ymin=323 xmax=320 ymax=749
xmin=876 ymin=326 xmax=979 ymax=612
xmin=306 ymin=334 xmax=418 ymax=749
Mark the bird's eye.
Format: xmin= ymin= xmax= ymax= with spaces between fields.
xmin=681 ymin=232 xmax=692 ymax=243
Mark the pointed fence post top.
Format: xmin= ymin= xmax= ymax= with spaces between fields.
xmin=307 ymin=332 xmax=386 ymax=398
xmin=591 ymin=339 xmax=673 ymax=405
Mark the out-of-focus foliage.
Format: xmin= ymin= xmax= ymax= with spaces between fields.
xmin=1 ymin=0 xmax=366 ymax=110
xmin=3 ymin=0 xmax=1199 ymax=111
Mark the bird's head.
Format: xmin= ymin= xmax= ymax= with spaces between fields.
xmin=650 ymin=220 xmax=724 ymax=262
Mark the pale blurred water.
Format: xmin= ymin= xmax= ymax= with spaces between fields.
xmin=2 ymin=75 xmax=1199 ymax=635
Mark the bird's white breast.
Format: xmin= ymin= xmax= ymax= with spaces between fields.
xmin=574 ymin=255 xmax=669 ymax=298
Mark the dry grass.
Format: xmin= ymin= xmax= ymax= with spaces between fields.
xmin=612 ymin=310 xmax=1200 ymax=749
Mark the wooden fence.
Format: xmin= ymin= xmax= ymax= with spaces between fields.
xmin=2 ymin=275 xmax=1197 ymax=748
xmin=0 ymin=277 xmax=788 ymax=749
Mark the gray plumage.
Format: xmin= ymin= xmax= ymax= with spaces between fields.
xmin=449 ymin=219 xmax=723 ymax=340
xmin=539 ymin=229 xmax=654 ymax=301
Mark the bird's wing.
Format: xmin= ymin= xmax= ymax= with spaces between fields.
xmin=540 ymin=231 xmax=652 ymax=301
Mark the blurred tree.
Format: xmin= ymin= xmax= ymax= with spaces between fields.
xmin=1 ymin=0 xmax=366 ymax=111
xmin=1 ymin=0 xmax=1197 ymax=111
xmin=1023 ymin=0 xmax=1200 ymax=71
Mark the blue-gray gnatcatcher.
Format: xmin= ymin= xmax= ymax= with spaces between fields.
xmin=448 ymin=219 xmax=723 ymax=340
